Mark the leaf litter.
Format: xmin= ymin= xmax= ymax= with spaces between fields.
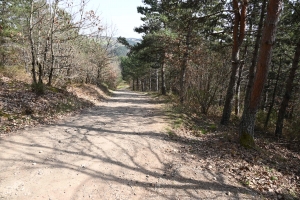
xmin=167 ymin=108 xmax=300 ymax=200
xmin=0 ymin=77 xmax=102 ymax=136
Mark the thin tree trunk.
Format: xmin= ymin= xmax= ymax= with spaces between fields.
xmin=29 ymin=0 xmax=37 ymax=84
xmin=235 ymin=61 xmax=244 ymax=115
xmin=179 ymin=22 xmax=192 ymax=104
xmin=235 ymin=45 xmax=248 ymax=115
xmin=240 ymin=0 xmax=283 ymax=147
xmin=35 ymin=10 xmax=44 ymax=84
xmin=179 ymin=62 xmax=187 ymax=103
xmin=221 ymin=0 xmax=248 ymax=125
xmin=219 ymin=95 xmax=223 ymax=106
xmin=38 ymin=62 xmax=43 ymax=84
xmin=136 ymin=77 xmax=139 ymax=91
xmin=149 ymin=69 xmax=152 ymax=91
xmin=0 ymin=1 xmax=7 ymax=66
xmin=261 ymin=78 xmax=270 ymax=111
xmin=265 ymin=58 xmax=282 ymax=128
xmin=47 ymin=0 xmax=59 ymax=86
xmin=141 ymin=79 xmax=144 ymax=91
xmin=48 ymin=60 xmax=54 ymax=86
xmin=156 ymin=69 xmax=159 ymax=91
xmin=132 ymin=79 xmax=135 ymax=91
xmin=244 ymin=0 xmax=267 ymax=114
xmin=275 ymin=41 xmax=300 ymax=137
xmin=161 ymin=57 xmax=166 ymax=95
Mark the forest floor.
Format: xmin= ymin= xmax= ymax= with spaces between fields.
xmin=0 ymin=75 xmax=299 ymax=199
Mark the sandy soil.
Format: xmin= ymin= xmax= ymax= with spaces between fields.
xmin=0 ymin=89 xmax=258 ymax=199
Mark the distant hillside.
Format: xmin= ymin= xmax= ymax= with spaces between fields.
xmin=113 ymin=37 xmax=141 ymax=57
xmin=113 ymin=44 xmax=128 ymax=57
xmin=126 ymin=38 xmax=141 ymax=46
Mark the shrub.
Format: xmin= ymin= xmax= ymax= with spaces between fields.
xmin=31 ymin=82 xmax=45 ymax=95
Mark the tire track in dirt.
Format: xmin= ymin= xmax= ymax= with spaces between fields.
xmin=0 ymin=89 xmax=258 ymax=199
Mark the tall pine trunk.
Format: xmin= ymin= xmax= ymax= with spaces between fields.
xmin=178 ymin=19 xmax=194 ymax=104
xmin=244 ymin=0 xmax=267 ymax=117
xmin=221 ymin=0 xmax=247 ymax=125
xmin=161 ymin=53 xmax=166 ymax=95
xmin=179 ymin=25 xmax=191 ymax=104
xmin=275 ymin=41 xmax=300 ymax=137
xmin=240 ymin=0 xmax=283 ymax=147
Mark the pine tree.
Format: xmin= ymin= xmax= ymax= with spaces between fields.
xmin=239 ymin=0 xmax=283 ymax=147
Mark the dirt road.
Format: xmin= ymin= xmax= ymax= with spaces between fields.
xmin=0 ymin=90 xmax=258 ymax=199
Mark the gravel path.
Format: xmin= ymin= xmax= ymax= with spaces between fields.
xmin=0 ymin=89 xmax=258 ymax=199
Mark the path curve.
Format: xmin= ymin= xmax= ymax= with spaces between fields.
xmin=0 ymin=89 xmax=257 ymax=199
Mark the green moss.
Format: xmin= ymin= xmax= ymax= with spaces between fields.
xmin=240 ymin=132 xmax=255 ymax=149
xmin=31 ymin=82 xmax=45 ymax=95
xmin=0 ymin=65 xmax=21 ymax=76
xmin=0 ymin=126 xmax=7 ymax=131
xmin=56 ymin=101 xmax=74 ymax=113
xmin=209 ymin=124 xmax=217 ymax=132
xmin=48 ymin=86 xmax=60 ymax=93
xmin=0 ymin=110 xmax=10 ymax=118
xmin=270 ymin=176 xmax=278 ymax=181
xmin=243 ymin=180 xmax=250 ymax=186
xmin=0 ymin=111 xmax=19 ymax=121
xmin=97 ymin=83 xmax=113 ymax=96
xmin=173 ymin=118 xmax=183 ymax=129
xmin=200 ymin=128 xmax=208 ymax=135
xmin=166 ymin=128 xmax=176 ymax=137
xmin=288 ymin=190 xmax=298 ymax=199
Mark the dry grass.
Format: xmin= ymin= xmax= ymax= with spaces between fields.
xmin=0 ymin=65 xmax=32 ymax=83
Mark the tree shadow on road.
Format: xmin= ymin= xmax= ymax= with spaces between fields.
xmin=0 ymin=90 xmax=260 ymax=199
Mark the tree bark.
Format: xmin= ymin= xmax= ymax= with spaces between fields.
xmin=156 ymin=69 xmax=159 ymax=91
xmin=136 ymin=77 xmax=139 ymax=91
xmin=142 ymin=79 xmax=145 ymax=91
xmin=235 ymin=61 xmax=244 ymax=116
xmin=235 ymin=45 xmax=248 ymax=116
xmin=221 ymin=0 xmax=248 ymax=125
xmin=36 ymin=10 xmax=43 ymax=84
xmin=0 ymin=1 xmax=6 ymax=66
xmin=179 ymin=63 xmax=186 ymax=103
xmin=161 ymin=55 xmax=166 ymax=95
xmin=244 ymin=0 xmax=267 ymax=116
xmin=265 ymin=58 xmax=282 ymax=128
xmin=240 ymin=0 xmax=283 ymax=147
xmin=149 ymin=69 xmax=152 ymax=91
xmin=275 ymin=41 xmax=300 ymax=137
xmin=29 ymin=0 xmax=37 ymax=84
xmin=132 ymin=79 xmax=135 ymax=91
xmin=179 ymin=21 xmax=192 ymax=104
xmin=47 ymin=0 xmax=58 ymax=86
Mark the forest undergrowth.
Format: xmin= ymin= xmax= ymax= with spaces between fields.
xmin=0 ymin=71 xmax=110 ymax=137
xmin=156 ymin=93 xmax=300 ymax=200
